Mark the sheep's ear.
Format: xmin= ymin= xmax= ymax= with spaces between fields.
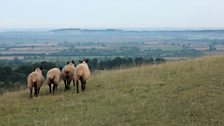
xmin=79 ymin=60 xmax=82 ymax=63
xmin=71 ymin=60 xmax=76 ymax=67
xmin=39 ymin=66 xmax=43 ymax=70
xmin=84 ymin=59 xmax=89 ymax=63
xmin=59 ymin=67 xmax=63 ymax=71
xmin=67 ymin=61 xmax=69 ymax=64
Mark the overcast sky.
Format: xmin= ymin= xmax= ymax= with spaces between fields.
xmin=0 ymin=0 xmax=224 ymax=29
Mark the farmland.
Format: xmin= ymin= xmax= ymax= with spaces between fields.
xmin=1 ymin=29 xmax=224 ymax=61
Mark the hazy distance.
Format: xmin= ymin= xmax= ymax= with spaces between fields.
xmin=0 ymin=0 xmax=224 ymax=30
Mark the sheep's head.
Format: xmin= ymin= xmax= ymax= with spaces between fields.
xmin=35 ymin=67 xmax=42 ymax=74
xmin=79 ymin=58 xmax=89 ymax=64
xmin=66 ymin=60 xmax=76 ymax=67
xmin=84 ymin=59 xmax=89 ymax=63
xmin=63 ymin=61 xmax=75 ymax=74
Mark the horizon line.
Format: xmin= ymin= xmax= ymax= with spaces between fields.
xmin=1 ymin=27 xmax=224 ymax=32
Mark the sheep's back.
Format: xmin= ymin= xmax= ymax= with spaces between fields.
xmin=76 ymin=64 xmax=90 ymax=81
xmin=62 ymin=64 xmax=75 ymax=81
xmin=62 ymin=64 xmax=75 ymax=74
xmin=47 ymin=68 xmax=61 ymax=83
xmin=47 ymin=68 xmax=61 ymax=79
xmin=27 ymin=72 xmax=44 ymax=88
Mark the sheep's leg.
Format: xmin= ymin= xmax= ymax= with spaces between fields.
xmin=29 ymin=87 xmax=33 ymax=98
xmin=55 ymin=85 xmax=58 ymax=91
xmin=83 ymin=81 xmax=86 ymax=90
xmin=64 ymin=80 xmax=67 ymax=91
xmin=34 ymin=84 xmax=38 ymax=97
xmin=82 ymin=79 xmax=86 ymax=90
xmin=67 ymin=80 xmax=71 ymax=90
xmin=37 ymin=88 xmax=40 ymax=97
xmin=49 ymin=84 xmax=52 ymax=94
xmin=81 ymin=83 xmax=84 ymax=91
xmin=75 ymin=80 xmax=78 ymax=91
xmin=53 ymin=85 xmax=56 ymax=95
xmin=80 ymin=77 xmax=84 ymax=91
xmin=80 ymin=78 xmax=85 ymax=91
xmin=76 ymin=80 xmax=79 ymax=93
xmin=73 ymin=79 xmax=75 ymax=86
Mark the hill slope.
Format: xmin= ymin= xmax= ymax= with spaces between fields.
xmin=1 ymin=56 xmax=224 ymax=126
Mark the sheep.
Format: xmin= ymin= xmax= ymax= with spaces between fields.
xmin=74 ymin=58 xmax=90 ymax=93
xmin=46 ymin=67 xmax=62 ymax=95
xmin=27 ymin=67 xmax=44 ymax=98
xmin=61 ymin=60 xmax=76 ymax=91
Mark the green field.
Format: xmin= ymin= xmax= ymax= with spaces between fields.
xmin=1 ymin=55 xmax=224 ymax=125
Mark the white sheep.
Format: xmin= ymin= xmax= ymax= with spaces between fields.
xmin=46 ymin=67 xmax=62 ymax=94
xmin=61 ymin=60 xmax=76 ymax=91
xmin=27 ymin=67 xmax=44 ymax=98
xmin=74 ymin=59 xmax=90 ymax=93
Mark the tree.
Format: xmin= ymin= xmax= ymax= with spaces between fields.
xmin=135 ymin=57 xmax=144 ymax=65
xmin=15 ymin=65 xmax=33 ymax=75
xmin=155 ymin=58 xmax=165 ymax=64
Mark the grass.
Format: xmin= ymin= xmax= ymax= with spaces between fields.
xmin=1 ymin=55 xmax=224 ymax=125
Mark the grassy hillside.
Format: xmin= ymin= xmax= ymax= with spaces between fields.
xmin=1 ymin=56 xmax=224 ymax=126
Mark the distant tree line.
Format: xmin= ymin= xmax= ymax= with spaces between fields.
xmin=88 ymin=57 xmax=165 ymax=70
xmin=0 ymin=57 xmax=165 ymax=94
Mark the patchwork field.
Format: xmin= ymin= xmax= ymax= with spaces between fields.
xmin=1 ymin=30 xmax=224 ymax=60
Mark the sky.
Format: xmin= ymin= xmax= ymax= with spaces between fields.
xmin=0 ymin=0 xmax=224 ymax=29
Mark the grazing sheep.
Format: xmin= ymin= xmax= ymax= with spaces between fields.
xmin=27 ymin=67 xmax=44 ymax=98
xmin=61 ymin=60 xmax=76 ymax=91
xmin=46 ymin=67 xmax=62 ymax=94
xmin=74 ymin=58 xmax=90 ymax=93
